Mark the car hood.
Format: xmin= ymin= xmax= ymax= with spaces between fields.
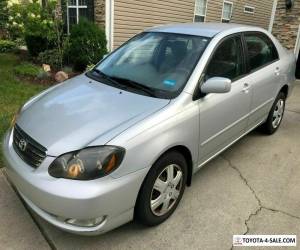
xmin=17 ymin=74 xmax=170 ymax=156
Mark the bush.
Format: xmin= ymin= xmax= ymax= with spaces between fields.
xmin=37 ymin=48 xmax=62 ymax=69
xmin=14 ymin=62 xmax=41 ymax=77
xmin=25 ymin=35 xmax=52 ymax=56
xmin=67 ymin=19 xmax=107 ymax=71
xmin=5 ymin=1 xmax=24 ymax=40
xmin=0 ymin=39 xmax=16 ymax=52
xmin=37 ymin=70 xmax=51 ymax=80
xmin=6 ymin=0 xmax=58 ymax=55
xmin=0 ymin=0 xmax=8 ymax=35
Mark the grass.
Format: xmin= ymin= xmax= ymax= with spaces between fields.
xmin=0 ymin=53 xmax=49 ymax=167
xmin=14 ymin=62 xmax=42 ymax=77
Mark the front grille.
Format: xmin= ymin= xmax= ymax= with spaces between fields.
xmin=12 ymin=125 xmax=47 ymax=168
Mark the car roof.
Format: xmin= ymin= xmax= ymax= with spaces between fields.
xmin=145 ymin=23 xmax=259 ymax=38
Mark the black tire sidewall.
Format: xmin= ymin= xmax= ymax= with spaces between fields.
xmin=263 ymin=92 xmax=286 ymax=134
xmin=135 ymin=151 xmax=187 ymax=226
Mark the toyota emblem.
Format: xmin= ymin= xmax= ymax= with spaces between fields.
xmin=18 ymin=139 xmax=27 ymax=152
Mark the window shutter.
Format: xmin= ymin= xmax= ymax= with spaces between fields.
xmin=86 ymin=0 xmax=94 ymax=22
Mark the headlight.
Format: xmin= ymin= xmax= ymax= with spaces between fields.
xmin=48 ymin=146 xmax=125 ymax=180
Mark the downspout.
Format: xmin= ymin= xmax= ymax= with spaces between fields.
xmin=105 ymin=0 xmax=114 ymax=52
xmin=268 ymin=0 xmax=278 ymax=33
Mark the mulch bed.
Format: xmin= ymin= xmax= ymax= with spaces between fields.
xmin=15 ymin=49 xmax=81 ymax=86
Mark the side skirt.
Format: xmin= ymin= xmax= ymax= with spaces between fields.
xmin=193 ymin=119 xmax=265 ymax=175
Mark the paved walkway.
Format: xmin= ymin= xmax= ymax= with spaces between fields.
xmin=1 ymin=83 xmax=300 ymax=250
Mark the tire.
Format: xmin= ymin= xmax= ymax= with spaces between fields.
xmin=260 ymin=92 xmax=286 ymax=135
xmin=135 ymin=151 xmax=187 ymax=226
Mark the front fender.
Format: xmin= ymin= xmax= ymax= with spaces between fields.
xmin=108 ymin=96 xmax=200 ymax=179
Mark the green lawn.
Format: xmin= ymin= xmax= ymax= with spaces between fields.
xmin=0 ymin=53 xmax=48 ymax=167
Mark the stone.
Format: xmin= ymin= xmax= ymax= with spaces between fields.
xmin=42 ymin=64 xmax=51 ymax=72
xmin=55 ymin=71 xmax=68 ymax=82
xmin=272 ymin=0 xmax=300 ymax=50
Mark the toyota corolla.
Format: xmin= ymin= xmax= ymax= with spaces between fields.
xmin=2 ymin=23 xmax=296 ymax=235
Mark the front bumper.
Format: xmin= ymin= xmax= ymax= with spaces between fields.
xmin=2 ymin=131 xmax=148 ymax=235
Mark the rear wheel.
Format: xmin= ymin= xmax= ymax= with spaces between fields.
xmin=260 ymin=92 xmax=286 ymax=134
xmin=135 ymin=151 xmax=187 ymax=226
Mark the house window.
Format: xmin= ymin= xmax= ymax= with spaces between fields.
xmin=194 ymin=0 xmax=207 ymax=22
xmin=222 ymin=1 xmax=233 ymax=23
xmin=244 ymin=6 xmax=255 ymax=14
xmin=67 ymin=0 xmax=88 ymax=33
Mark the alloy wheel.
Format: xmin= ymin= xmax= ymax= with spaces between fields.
xmin=150 ymin=164 xmax=183 ymax=216
xmin=272 ymin=98 xmax=284 ymax=129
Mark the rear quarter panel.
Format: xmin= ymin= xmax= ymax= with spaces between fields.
xmin=270 ymin=33 xmax=296 ymax=97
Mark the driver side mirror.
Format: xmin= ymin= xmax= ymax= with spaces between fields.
xmin=200 ymin=77 xmax=232 ymax=94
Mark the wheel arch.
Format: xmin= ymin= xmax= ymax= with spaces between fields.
xmin=280 ymin=84 xmax=289 ymax=98
xmin=155 ymin=145 xmax=193 ymax=186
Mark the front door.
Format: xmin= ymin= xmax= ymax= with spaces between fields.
xmin=197 ymin=34 xmax=252 ymax=165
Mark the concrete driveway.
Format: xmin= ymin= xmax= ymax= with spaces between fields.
xmin=1 ymin=83 xmax=300 ymax=250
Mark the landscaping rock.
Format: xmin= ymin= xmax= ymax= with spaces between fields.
xmin=42 ymin=64 xmax=51 ymax=72
xmin=55 ymin=71 xmax=68 ymax=82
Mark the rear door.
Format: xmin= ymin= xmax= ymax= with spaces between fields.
xmin=243 ymin=32 xmax=281 ymax=129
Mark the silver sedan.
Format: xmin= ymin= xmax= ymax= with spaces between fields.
xmin=2 ymin=23 xmax=296 ymax=235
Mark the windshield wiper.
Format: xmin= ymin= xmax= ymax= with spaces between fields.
xmin=91 ymin=69 xmax=123 ymax=88
xmin=89 ymin=69 xmax=156 ymax=97
xmin=109 ymin=76 xmax=157 ymax=97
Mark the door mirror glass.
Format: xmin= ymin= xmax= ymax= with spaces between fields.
xmin=200 ymin=77 xmax=231 ymax=94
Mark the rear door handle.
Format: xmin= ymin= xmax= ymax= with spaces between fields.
xmin=275 ymin=67 xmax=281 ymax=76
xmin=242 ymin=83 xmax=250 ymax=93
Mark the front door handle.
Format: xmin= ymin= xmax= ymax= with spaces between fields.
xmin=242 ymin=83 xmax=250 ymax=93
xmin=275 ymin=67 xmax=281 ymax=76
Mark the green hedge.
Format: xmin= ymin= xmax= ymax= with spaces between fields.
xmin=0 ymin=40 xmax=17 ymax=53
xmin=67 ymin=19 xmax=107 ymax=71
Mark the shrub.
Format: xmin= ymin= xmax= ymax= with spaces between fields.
xmin=25 ymin=35 xmax=52 ymax=56
xmin=5 ymin=1 xmax=24 ymax=40
xmin=14 ymin=62 xmax=41 ymax=77
xmin=6 ymin=0 xmax=59 ymax=55
xmin=0 ymin=0 xmax=8 ymax=35
xmin=62 ymin=66 xmax=73 ymax=74
xmin=67 ymin=19 xmax=107 ymax=71
xmin=23 ymin=0 xmax=58 ymax=56
xmin=0 ymin=39 xmax=16 ymax=52
xmin=37 ymin=70 xmax=51 ymax=80
xmin=37 ymin=48 xmax=62 ymax=69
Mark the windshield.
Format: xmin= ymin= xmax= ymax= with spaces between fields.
xmin=89 ymin=32 xmax=210 ymax=99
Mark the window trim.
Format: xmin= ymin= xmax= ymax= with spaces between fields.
xmin=244 ymin=5 xmax=255 ymax=14
xmin=221 ymin=1 xmax=233 ymax=22
xmin=67 ymin=0 xmax=88 ymax=34
xmin=242 ymin=31 xmax=280 ymax=75
xmin=193 ymin=33 xmax=247 ymax=100
xmin=193 ymin=0 xmax=208 ymax=22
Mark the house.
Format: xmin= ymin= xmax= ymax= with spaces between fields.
xmin=60 ymin=0 xmax=275 ymax=51
xmin=271 ymin=0 xmax=299 ymax=51
xmin=270 ymin=0 xmax=300 ymax=78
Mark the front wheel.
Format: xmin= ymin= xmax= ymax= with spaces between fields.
xmin=260 ymin=92 xmax=286 ymax=134
xmin=135 ymin=151 xmax=187 ymax=226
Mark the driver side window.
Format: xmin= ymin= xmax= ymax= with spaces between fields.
xmin=206 ymin=36 xmax=244 ymax=81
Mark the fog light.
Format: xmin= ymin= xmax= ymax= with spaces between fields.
xmin=65 ymin=216 xmax=105 ymax=227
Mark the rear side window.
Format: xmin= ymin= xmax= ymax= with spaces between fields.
xmin=206 ymin=36 xmax=244 ymax=81
xmin=245 ymin=33 xmax=279 ymax=72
